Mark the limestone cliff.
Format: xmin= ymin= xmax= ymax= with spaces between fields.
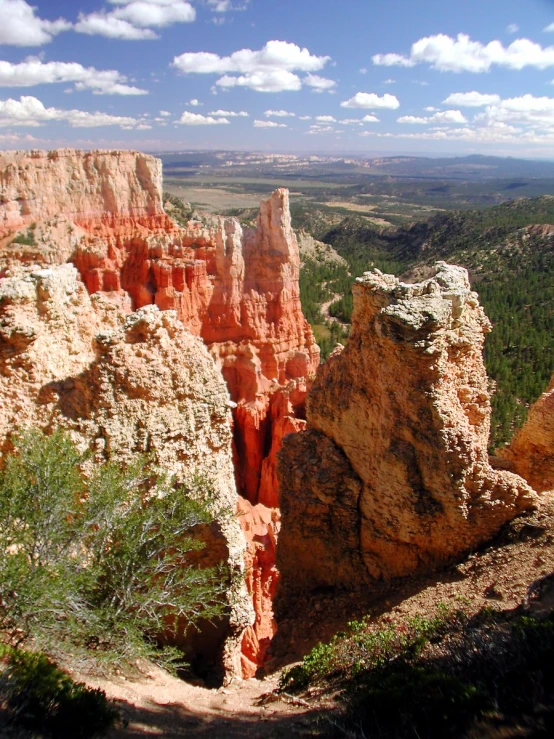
xmin=0 ymin=264 xmax=252 ymax=677
xmin=277 ymin=263 xmax=536 ymax=599
xmin=501 ymin=376 xmax=554 ymax=492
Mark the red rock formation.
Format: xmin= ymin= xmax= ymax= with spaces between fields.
xmin=0 ymin=149 xmax=319 ymax=677
xmin=277 ymin=263 xmax=537 ymax=602
xmin=237 ymin=498 xmax=280 ymax=678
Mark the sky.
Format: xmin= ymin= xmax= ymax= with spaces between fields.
xmin=2 ymin=0 xmax=554 ymax=157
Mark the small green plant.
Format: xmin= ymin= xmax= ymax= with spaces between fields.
xmin=0 ymin=429 xmax=227 ymax=670
xmin=0 ymin=646 xmax=117 ymax=737
xmin=10 ymin=224 xmax=37 ymax=247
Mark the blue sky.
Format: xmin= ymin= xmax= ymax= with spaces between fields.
xmin=2 ymin=0 xmax=554 ymax=156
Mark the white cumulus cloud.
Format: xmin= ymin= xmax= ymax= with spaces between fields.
xmin=341 ymin=92 xmax=400 ymax=109
xmin=315 ymin=115 xmax=336 ymax=122
xmin=0 ymin=0 xmax=70 ymax=46
xmin=76 ymin=0 xmax=195 ymax=39
xmin=362 ymin=114 xmax=380 ymax=122
xmin=265 ymin=109 xmax=296 ymax=117
xmin=177 ymin=111 xmax=229 ymax=124
xmin=0 ymin=95 xmax=141 ymax=128
xmin=253 ymin=119 xmax=287 ymax=128
xmin=208 ymin=109 xmax=248 ymax=116
xmin=75 ymin=13 xmax=157 ymax=40
xmin=172 ymin=40 xmax=330 ymax=92
xmin=398 ymin=109 xmax=466 ymax=124
xmin=0 ymin=59 xmax=147 ymax=95
xmin=443 ymin=91 xmax=501 ymax=107
xmin=108 ymin=0 xmax=195 ymax=27
xmin=476 ymin=94 xmax=554 ymax=129
xmin=304 ymin=74 xmax=336 ymax=92
xmin=373 ymin=33 xmax=554 ymax=73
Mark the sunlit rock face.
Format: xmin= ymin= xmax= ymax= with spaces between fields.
xmin=0 ymin=150 xmax=320 ymax=677
xmin=277 ymin=262 xmax=536 ymax=602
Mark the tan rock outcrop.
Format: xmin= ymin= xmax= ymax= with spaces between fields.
xmin=501 ymin=376 xmax=554 ymax=492
xmin=0 ymin=264 xmax=253 ymax=677
xmin=277 ymin=262 xmax=536 ymax=598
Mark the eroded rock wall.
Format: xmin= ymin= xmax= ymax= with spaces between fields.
xmin=0 ymin=263 xmax=253 ymax=677
xmin=0 ymin=149 xmax=319 ymax=677
xmin=277 ymin=263 xmax=536 ymax=600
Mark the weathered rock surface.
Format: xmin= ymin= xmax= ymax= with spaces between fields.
xmin=277 ymin=263 xmax=536 ymax=598
xmin=0 ymin=149 xmax=319 ymax=676
xmin=0 ymin=264 xmax=253 ymax=677
xmin=501 ymin=376 xmax=554 ymax=492
xmin=0 ymin=148 xmax=165 ymax=237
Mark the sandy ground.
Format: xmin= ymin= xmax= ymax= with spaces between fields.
xmin=84 ymin=667 xmax=321 ymax=738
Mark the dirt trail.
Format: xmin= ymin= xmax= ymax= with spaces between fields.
xmin=82 ymin=492 xmax=554 ymax=738
xmin=85 ymin=667 xmax=320 ymax=738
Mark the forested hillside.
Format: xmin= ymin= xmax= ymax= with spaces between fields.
xmin=294 ymin=196 xmax=554 ymax=449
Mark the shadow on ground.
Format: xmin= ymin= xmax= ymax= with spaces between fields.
xmin=107 ymin=698 xmax=326 ymax=739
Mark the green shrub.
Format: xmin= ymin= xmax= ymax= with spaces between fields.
xmin=10 ymin=225 xmax=37 ymax=247
xmin=0 ymin=647 xmax=117 ymax=737
xmin=0 ymin=429 xmax=227 ymax=669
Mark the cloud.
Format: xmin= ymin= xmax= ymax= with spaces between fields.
xmin=253 ymin=119 xmax=287 ymax=128
xmin=315 ymin=115 xmax=336 ymax=122
xmin=299 ymin=115 xmax=312 ymax=120
xmin=208 ymin=109 xmax=248 ymax=116
xmin=108 ymin=0 xmax=195 ymax=27
xmin=507 ymin=24 xmax=519 ymax=34
xmin=397 ymin=109 xmax=466 ymax=124
xmin=159 ymin=110 xmax=171 ymax=116
xmin=216 ymin=70 xmax=302 ymax=92
xmin=373 ymin=33 xmax=554 ymax=73
xmin=265 ymin=109 xmax=296 ymax=117
xmin=205 ymin=0 xmax=249 ymax=11
xmin=75 ymin=13 xmax=157 ymax=39
xmin=76 ymin=0 xmax=195 ymax=40
xmin=0 ymin=0 xmax=70 ymax=46
xmin=362 ymin=114 xmax=379 ymax=122
xmin=177 ymin=111 xmax=230 ymax=124
xmin=443 ymin=91 xmax=501 ymax=107
xmin=545 ymin=23 xmax=554 ymax=32
xmin=475 ymin=94 xmax=554 ymax=129
xmin=383 ymin=78 xmax=396 ymax=84
xmin=0 ymin=59 xmax=147 ymax=95
xmin=307 ymin=124 xmax=334 ymax=134
xmin=0 ymin=95 xmax=141 ymax=128
xmin=188 ymin=98 xmax=200 ymax=106
xmin=341 ymin=92 xmax=400 ymax=109
xmin=172 ymin=40 xmax=330 ymax=92
xmin=340 ymin=118 xmax=363 ymax=125
xmin=304 ymin=74 xmax=336 ymax=92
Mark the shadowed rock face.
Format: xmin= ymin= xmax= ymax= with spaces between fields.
xmin=501 ymin=377 xmax=554 ymax=492
xmin=277 ymin=262 xmax=537 ymax=600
